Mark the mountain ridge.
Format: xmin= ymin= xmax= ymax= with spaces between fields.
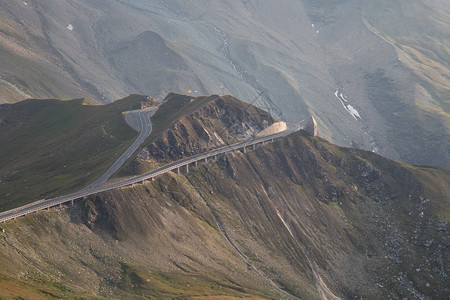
xmin=0 ymin=0 xmax=448 ymax=168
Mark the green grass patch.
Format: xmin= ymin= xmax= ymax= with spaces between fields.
xmin=0 ymin=97 xmax=149 ymax=211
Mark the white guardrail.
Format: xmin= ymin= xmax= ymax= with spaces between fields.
xmin=0 ymin=128 xmax=297 ymax=223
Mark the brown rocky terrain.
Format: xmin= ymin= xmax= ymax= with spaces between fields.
xmin=0 ymin=131 xmax=448 ymax=299
xmin=0 ymin=1 xmax=448 ymax=296
xmin=119 ymin=93 xmax=279 ymax=176
xmin=0 ymin=92 xmax=447 ymax=298
xmin=142 ymin=95 xmax=277 ymax=161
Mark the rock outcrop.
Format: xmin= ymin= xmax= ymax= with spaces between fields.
xmin=139 ymin=94 xmax=278 ymax=163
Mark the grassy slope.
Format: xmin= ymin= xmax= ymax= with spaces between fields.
xmin=0 ymin=49 xmax=71 ymax=103
xmin=0 ymin=97 xmax=146 ymax=211
xmin=363 ymin=69 xmax=450 ymax=168
xmin=0 ymin=132 xmax=447 ymax=298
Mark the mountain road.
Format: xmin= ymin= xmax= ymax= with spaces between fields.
xmin=82 ymin=107 xmax=156 ymax=190
xmin=0 ymin=123 xmax=300 ymax=223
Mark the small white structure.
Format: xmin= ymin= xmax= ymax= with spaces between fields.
xmin=304 ymin=116 xmax=317 ymax=136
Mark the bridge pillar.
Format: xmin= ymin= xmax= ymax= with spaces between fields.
xmin=243 ymin=146 xmax=247 ymax=154
xmin=71 ymin=200 xmax=74 ymax=206
xmin=204 ymin=157 xmax=208 ymax=163
xmin=195 ymin=161 xmax=198 ymax=167
xmin=185 ymin=164 xmax=189 ymax=173
xmin=176 ymin=167 xmax=180 ymax=175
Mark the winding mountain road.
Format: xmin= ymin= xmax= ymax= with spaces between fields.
xmin=0 ymin=123 xmax=300 ymax=223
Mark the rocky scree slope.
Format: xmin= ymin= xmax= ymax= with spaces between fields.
xmin=0 ymin=132 xmax=448 ymax=299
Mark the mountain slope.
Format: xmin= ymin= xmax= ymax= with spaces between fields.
xmin=0 ymin=0 xmax=448 ymax=168
xmin=0 ymin=132 xmax=448 ymax=299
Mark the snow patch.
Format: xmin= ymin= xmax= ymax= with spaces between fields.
xmin=67 ymin=24 xmax=73 ymax=31
xmin=347 ymin=104 xmax=361 ymax=119
xmin=23 ymin=2 xmax=28 ymax=5
xmin=334 ymin=89 xmax=361 ymax=121
xmin=311 ymin=24 xmax=315 ymax=28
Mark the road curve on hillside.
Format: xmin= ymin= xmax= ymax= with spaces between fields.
xmin=0 ymin=123 xmax=301 ymax=223
xmin=83 ymin=107 xmax=157 ymax=190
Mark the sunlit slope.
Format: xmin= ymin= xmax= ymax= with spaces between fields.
xmin=363 ymin=0 xmax=449 ymax=105
xmin=361 ymin=0 xmax=450 ymax=167
xmin=0 ymin=96 xmax=155 ymax=211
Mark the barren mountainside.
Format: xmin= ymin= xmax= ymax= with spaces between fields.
xmin=0 ymin=132 xmax=448 ymax=299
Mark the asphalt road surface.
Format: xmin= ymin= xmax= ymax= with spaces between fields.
xmin=82 ymin=107 xmax=156 ymax=190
